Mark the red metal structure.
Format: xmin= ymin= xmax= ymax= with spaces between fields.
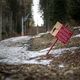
xmin=47 ymin=22 xmax=73 ymax=55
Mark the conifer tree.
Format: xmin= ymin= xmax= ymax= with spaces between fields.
xmin=40 ymin=0 xmax=67 ymax=28
xmin=68 ymin=0 xmax=80 ymax=22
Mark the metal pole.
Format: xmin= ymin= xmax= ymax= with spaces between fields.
xmin=46 ymin=38 xmax=58 ymax=55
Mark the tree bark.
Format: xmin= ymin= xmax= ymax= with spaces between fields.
xmin=0 ymin=0 xmax=2 ymax=40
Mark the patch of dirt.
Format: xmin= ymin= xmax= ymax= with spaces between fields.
xmin=50 ymin=48 xmax=80 ymax=67
xmin=27 ymin=32 xmax=80 ymax=51
xmin=28 ymin=33 xmax=55 ymax=51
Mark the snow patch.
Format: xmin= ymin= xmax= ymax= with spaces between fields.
xmin=0 ymin=46 xmax=78 ymax=65
xmin=73 ymin=34 xmax=80 ymax=38
xmin=0 ymin=35 xmax=79 ymax=65
xmin=33 ymin=31 xmax=49 ymax=38
xmin=0 ymin=36 xmax=32 ymax=42
xmin=74 ymin=26 xmax=80 ymax=29
xmin=59 ymin=64 xmax=64 ymax=68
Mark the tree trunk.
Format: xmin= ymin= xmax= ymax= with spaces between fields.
xmin=9 ymin=12 xmax=13 ymax=37
xmin=21 ymin=16 xmax=24 ymax=36
xmin=0 ymin=0 xmax=2 ymax=40
xmin=36 ymin=25 xmax=39 ymax=34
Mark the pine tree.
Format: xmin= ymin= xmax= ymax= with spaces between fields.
xmin=40 ymin=0 xmax=67 ymax=28
xmin=68 ymin=0 xmax=80 ymax=22
xmin=52 ymin=0 xmax=67 ymax=24
xmin=0 ymin=0 xmax=2 ymax=40
xmin=6 ymin=0 xmax=20 ymax=32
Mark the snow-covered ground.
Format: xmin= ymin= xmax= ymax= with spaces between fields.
xmin=0 ymin=33 xmax=79 ymax=65
xmin=73 ymin=26 xmax=80 ymax=29
xmin=73 ymin=34 xmax=80 ymax=38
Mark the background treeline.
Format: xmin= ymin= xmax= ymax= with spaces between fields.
xmin=0 ymin=0 xmax=32 ymax=40
xmin=40 ymin=0 xmax=80 ymax=29
xmin=0 ymin=0 xmax=80 ymax=40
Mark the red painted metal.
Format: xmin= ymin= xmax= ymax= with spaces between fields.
xmin=56 ymin=26 xmax=73 ymax=44
xmin=46 ymin=38 xmax=58 ymax=55
xmin=47 ymin=24 xmax=73 ymax=55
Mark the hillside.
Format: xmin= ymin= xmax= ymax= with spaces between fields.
xmin=0 ymin=26 xmax=80 ymax=80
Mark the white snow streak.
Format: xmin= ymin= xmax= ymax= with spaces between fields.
xmin=73 ymin=34 xmax=80 ymax=38
xmin=0 ymin=35 xmax=79 ymax=65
